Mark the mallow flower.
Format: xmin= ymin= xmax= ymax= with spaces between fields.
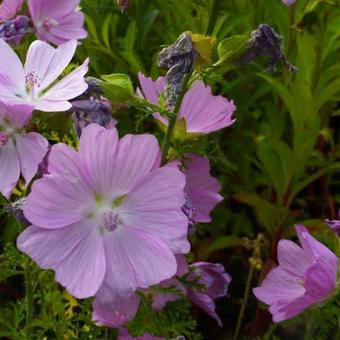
xmin=253 ymin=225 xmax=338 ymax=322
xmin=138 ymin=73 xmax=235 ymax=135
xmin=28 ymin=0 xmax=87 ymax=45
xmin=0 ymin=38 xmax=88 ymax=112
xmin=18 ymin=124 xmax=190 ymax=300
xmin=0 ymin=101 xmax=48 ymax=198
xmin=92 ymin=292 xmax=141 ymax=328
xmin=168 ymin=154 xmax=223 ymax=225
xmin=282 ymin=0 xmax=296 ymax=5
xmin=153 ymin=257 xmax=231 ymax=327
xmin=0 ymin=0 xmax=23 ymax=21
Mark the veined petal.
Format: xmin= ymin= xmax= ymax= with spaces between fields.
xmin=0 ymin=139 xmax=20 ymax=198
xmin=38 ymin=58 xmax=89 ymax=106
xmin=253 ymin=266 xmax=304 ymax=305
xmin=17 ymin=220 xmax=105 ymax=299
xmin=0 ymin=102 xmax=33 ymax=129
xmin=16 ymin=132 xmax=49 ymax=185
xmin=102 ymin=227 xmax=177 ymax=301
xmin=24 ymin=143 xmax=94 ymax=228
xmin=79 ymin=124 xmax=119 ymax=199
xmin=24 ymin=40 xmax=77 ymax=92
xmin=119 ymin=167 xmax=190 ymax=254
xmin=108 ymin=134 xmax=161 ymax=197
xmin=0 ymin=0 xmax=24 ymax=20
xmin=0 ymin=38 xmax=25 ymax=95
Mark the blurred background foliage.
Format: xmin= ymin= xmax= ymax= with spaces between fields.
xmin=0 ymin=0 xmax=340 ymax=339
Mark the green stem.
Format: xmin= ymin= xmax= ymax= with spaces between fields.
xmin=160 ymin=73 xmax=192 ymax=165
xmin=286 ymin=4 xmax=296 ymax=56
xmin=25 ymin=259 xmax=34 ymax=339
xmin=233 ymin=263 xmax=255 ymax=340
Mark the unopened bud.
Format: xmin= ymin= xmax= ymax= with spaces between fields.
xmin=158 ymin=32 xmax=196 ymax=111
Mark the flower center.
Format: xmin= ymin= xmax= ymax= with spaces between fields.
xmin=25 ymin=71 xmax=41 ymax=89
xmin=0 ymin=132 xmax=9 ymax=146
xmin=41 ymin=18 xmax=59 ymax=31
xmin=100 ymin=209 xmax=119 ymax=232
xmin=296 ymin=277 xmax=305 ymax=287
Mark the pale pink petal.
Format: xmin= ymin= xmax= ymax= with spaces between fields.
xmin=38 ymin=58 xmax=89 ymax=107
xmin=0 ymin=38 xmax=25 ymax=95
xmin=28 ymin=0 xmax=87 ymax=45
xmin=0 ymin=102 xmax=33 ymax=129
xmin=0 ymin=139 xmax=20 ymax=198
xmin=296 ymin=225 xmax=338 ymax=270
xmin=17 ymin=220 xmax=105 ymax=299
xmin=49 ymin=12 xmax=87 ymax=45
xmin=119 ymin=167 xmax=190 ymax=254
xmin=24 ymin=40 xmax=77 ymax=92
xmin=179 ymin=81 xmax=236 ymax=134
xmin=0 ymin=0 xmax=23 ymax=20
xmin=253 ymin=267 xmax=304 ymax=305
xmin=92 ymin=292 xmax=140 ymax=328
xmin=29 ymin=0 xmax=81 ymax=20
xmin=109 ymin=134 xmax=161 ymax=196
xmin=270 ymin=295 xmax=312 ymax=322
xmin=34 ymin=100 xmax=72 ymax=112
xmin=137 ymin=73 xmax=168 ymax=125
xmin=79 ymin=124 xmax=119 ymax=199
xmin=277 ymin=240 xmax=312 ymax=277
xmin=187 ymin=289 xmax=222 ymax=326
xmin=102 ymin=227 xmax=177 ymax=300
xmin=24 ymin=143 xmax=94 ymax=228
xmin=137 ymin=73 xmax=165 ymax=105
xmin=16 ymin=132 xmax=49 ymax=185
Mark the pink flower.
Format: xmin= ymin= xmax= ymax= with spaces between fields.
xmin=138 ymin=73 xmax=236 ymax=135
xmin=253 ymin=225 xmax=338 ymax=322
xmin=0 ymin=38 xmax=88 ymax=112
xmin=186 ymin=262 xmax=231 ymax=327
xmin=92 ymin=293 xmax=141 ymax=328
xmin=152 ymin=257 xmax=231 ymax=327
xmin=18 ymin=124 xmax=190 ymax=300
xmin=0 ymin=101 xmax=48 ymax=198
xmin=28 ymin=0 xmax=87 ymax=45
xmin=282 ymin=0 xmax=296 ymax=6
xmin=0 ymin=0 xmax=23 ymax=21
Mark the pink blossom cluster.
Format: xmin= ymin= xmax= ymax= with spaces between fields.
xmin=0 ymin=0 xmax=87 ymax=45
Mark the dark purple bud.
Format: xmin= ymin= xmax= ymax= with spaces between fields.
xmin=84 ymin=77 xmax=103 ymax=96
xmin=70 ymin=99 xmax=116 ymax=137
xmin=70 ymin=77 xmax=117 ymax=136
xmin=158 ymin=32 xmax=196 ymax=111
xmin=241 ymin=23 xmax=297 ymax=72
xmin=325 ymin=211 xmax=340 ymax=236
xmin=3 ymin=197 xmax=29 ymax=225
xmin=186 ymin=262 xmax=231 ymax=326
xmin=0 ymin=15 xmax=33 ymax=45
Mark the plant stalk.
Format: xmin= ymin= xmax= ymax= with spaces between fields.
xmin=160 ymin=73 xmax=192 ymax=165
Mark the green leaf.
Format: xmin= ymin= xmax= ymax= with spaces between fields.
xmin=101 ymin=73 xmax=134 ymax=103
